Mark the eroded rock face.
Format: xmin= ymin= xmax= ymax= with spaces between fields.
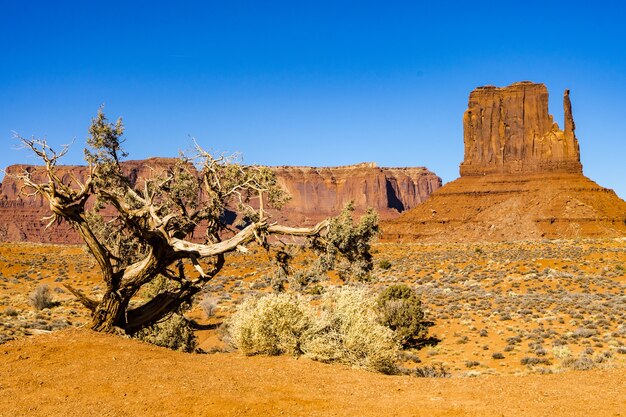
xmin=272 ymin=163 xmax=439 ymax=219
xmin=0 ymin=160 xmax=441 ymax=243
xmin=460 ymin=82 xmax=582 ymax=176
xmin=383 ymin=82 xmax=626 ymax=242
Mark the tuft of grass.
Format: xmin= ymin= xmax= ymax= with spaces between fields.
xmin=378 ymin=260 xmax=392 ymax=270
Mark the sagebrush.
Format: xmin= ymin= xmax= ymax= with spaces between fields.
xmin=227 ymin=287 xmax=399 ymax=373
xmin=29 ymin=284 xmax=54 ymax=311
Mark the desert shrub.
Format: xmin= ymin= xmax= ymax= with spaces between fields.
xmin=465 ymin=360 xmax=480 ymax=368
xmin=2 ymin=307 xmax=19 ymax=317
xmin=492 ymin=352 xmax=505 ymax=360
xmin=227 ymin=293 xmax=312 ymax=356
xmin=29 ymin=284 xmax=54 ymax=311
xmin=376 ymin=284 xmax=427 ymax=348
xmin=303 ymin=286 xmax=399 ymax=374
xmin=561 ymin=355 xmax=596 ymax=371
xmin=134 ymin=313 xmax=197 ymax=352
xmin=133 ymin=276 xmax=197 ymax=352
xmin=506 ymin=335 xmax=522 ymax=345
xmin=521 ymin=357 xmax=552 ymax=366
xmin=398 ymin=351 xmax=421 ymax=363
xmin=378 ymin=260 xmax=392 ymax=270
xmin=199 ymin=297 xmax=218 ymax=318
xmin=573 ymin=327 xmax=597 ymax=338
xmin=227 ymin=287 xmax=399 ymax=374
xmin=552 ymin=346 xmax=571 ymax=359
xmin=413 ymin=363 xmax=450 ymax=378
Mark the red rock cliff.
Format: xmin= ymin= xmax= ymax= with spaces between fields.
xmin=272 ymin=163 xmax=439 ymax=221
xmin=0 ymin=160 xmax=441 ymax=243
xmin=460 ymin=82 xmax=582 ymax=176
xmin=384 ymin=82 xmax=626 ymax=242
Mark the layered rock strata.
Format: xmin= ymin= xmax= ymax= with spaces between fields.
xmin=384 ymin=82 xmax=626 ymax=242
xmin=460 ymin=82 xmax=581 ymax=176
xmin=271 ymin=163 xmax=440 ymax=224
xmin=0 ymin=160 xmax=441 ymax=243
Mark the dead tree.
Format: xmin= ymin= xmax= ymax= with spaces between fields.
xmin=12 ymin=109 xmax=378 ymax=334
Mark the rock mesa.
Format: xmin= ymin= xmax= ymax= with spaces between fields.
xmin=460 ymin=81 xmax=581 ymax=176
xmin=383 ymin=82 xmax=626 ymax=242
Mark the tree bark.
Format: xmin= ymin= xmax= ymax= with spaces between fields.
xmin=125 ymin=285 xmax=200 ymax=334
xmin=88 ymin=291 xmax=128 ymax=332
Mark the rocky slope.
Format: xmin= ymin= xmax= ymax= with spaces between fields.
xmin=0 ymin=160 xmax=441 ymax=243
xmin=384 ymin=82 xmax=626 ymax=242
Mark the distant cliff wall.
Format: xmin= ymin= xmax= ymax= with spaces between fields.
xmin=0 ymin=160 xmax=441 ymax=243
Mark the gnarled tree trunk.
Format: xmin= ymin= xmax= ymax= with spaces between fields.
xmin=89 ymin=291 xmax=128 ymax=332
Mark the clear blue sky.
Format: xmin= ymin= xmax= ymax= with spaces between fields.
xmin=1 ymin=1 xmax=625 ymax=198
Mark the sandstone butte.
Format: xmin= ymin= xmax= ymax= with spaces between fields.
xmin=383 ymin=81 xmax=626 ymax=242
xmin=0 ymin=160 xmax=441 ymax=243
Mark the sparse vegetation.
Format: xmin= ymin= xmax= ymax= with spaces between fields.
xmin=1 ymin=236 xmax=625 ymax=376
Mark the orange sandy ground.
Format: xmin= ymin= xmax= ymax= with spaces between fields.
xmin=1 ymin=240 xmax=626 ymax=415
xmin=0 ymin=329 xmax=624 ymax=417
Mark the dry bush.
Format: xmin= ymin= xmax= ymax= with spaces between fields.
xmin=227 ymin=293 xmax=312 ymax=356
xmin=561 ymin=354 xmax=596 ymax=371
xmin=29 ymin=284 xmax=54 ymax=311
xmin=227 ymin=287 xmax=399 ymax=374
xmin=413 ymin=363 xmax=450 ymax=378
xmin=303 ymin=287 xmax=399 ymax=374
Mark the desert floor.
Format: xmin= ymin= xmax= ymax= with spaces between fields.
xmin=1 ymin=329 xmax=625 ymax=417
xmin=1 ymin=239 xmax=625 ymax=416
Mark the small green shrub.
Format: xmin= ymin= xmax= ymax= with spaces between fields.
xmin=378 ymin=260 xmax=392 ymax=270
xmin=377 ymin=284 xmax=428 ymax=348
xmin=134 ymin=313 xmax=197 ymax=352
